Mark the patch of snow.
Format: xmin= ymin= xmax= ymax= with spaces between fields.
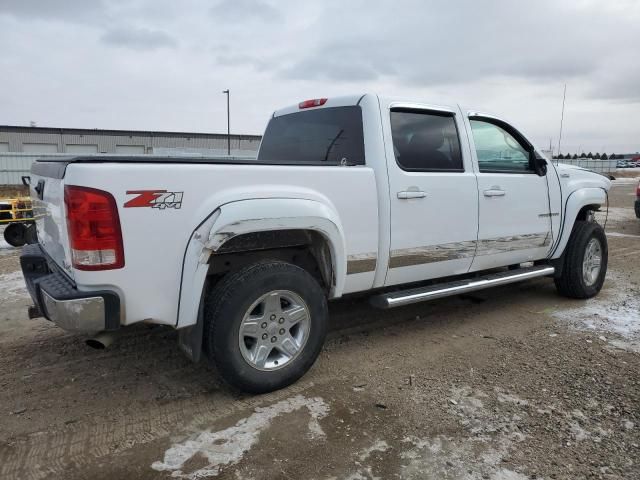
xmin=0 ymin=227 xmax=15 ymax=253
xmin=611 ymin=177 xmax=640 ymax=184
xmin=398 ymin=386 xmax=529 ymax=480
xmin=151 ymin=395 xmax=329 ymax=479
xmin=571 ymin=410 xmax=586 ymax=420
xmin=552 ymin=273 xmax=640 ymax=352
xmin=357 ymin=439 xmax=390 ymax=462
xmin=0 ymin=270 xmax=28 ymax=301
xmin=496 ymin=391 xmax=529 ymax=407
xmin=569 ymin=422 xmax=590 ymax=441
xmin=491 ymin=470 xmax=530 ymax=480
xmin=596 ymin=207 xmax=636 ymax=223
xmin=607 ymin=231 xmax=640 ymax=239
xmin=346 ymin=440 xmax=391 ymax=480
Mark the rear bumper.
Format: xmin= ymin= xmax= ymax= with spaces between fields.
xmin=20 ymin=244 xmax=120 ymax=333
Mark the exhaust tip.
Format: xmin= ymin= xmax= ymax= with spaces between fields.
xmin=86 ymin=331 xmax=117 ymax=349
xmin=86 ymin=338 xmax=107 ymax=349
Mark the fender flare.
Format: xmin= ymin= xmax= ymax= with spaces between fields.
xmin=176 ymin=198 xmax=346 ymax=329
xmin=550 ymin=187 xmax=607 ymax=259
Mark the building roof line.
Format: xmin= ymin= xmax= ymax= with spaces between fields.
xmin=0 ymin=125 xmax=262 ymax=139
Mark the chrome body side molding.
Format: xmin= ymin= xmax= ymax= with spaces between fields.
xmin=346 ymin=252 xmax=377 ymax=274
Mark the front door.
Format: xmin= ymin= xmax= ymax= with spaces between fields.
xmin=465 ymin=115 xmax=552 ymax=271
xmin=385 ymin=105 xmax=479 ymax=286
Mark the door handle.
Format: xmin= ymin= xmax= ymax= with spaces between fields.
xmin=397 ymin=190 xmax=427 ymax=199
xmin=483 ymin=188 xmax=505 ymax=197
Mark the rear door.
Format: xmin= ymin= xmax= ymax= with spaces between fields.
xmin=463 ymin=115 xmax=552 ymax=271
xmin=383 ymin=103 xmax=479 ymax=286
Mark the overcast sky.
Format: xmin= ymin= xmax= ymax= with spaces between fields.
xmin=1 ymin=0 xmax=638 ymax=154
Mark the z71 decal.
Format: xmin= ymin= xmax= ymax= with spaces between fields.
xmin=124 ymin=190 xmax=183 ymax=210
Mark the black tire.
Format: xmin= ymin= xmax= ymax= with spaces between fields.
xmin=3 ymin=223 xmax=27 ymax=247
xmin=554 ymin=221 xmax=608 ymax=299
xmin=204 ymin=260 xmax=328 ymax=393
xmin=24 ymin=224 xmax=38 ymax=244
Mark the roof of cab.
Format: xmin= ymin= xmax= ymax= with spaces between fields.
xmin=272 ymin=93 xmax=502 ymax=122
xmin=273 ymin=94 xmax=367 ymax=117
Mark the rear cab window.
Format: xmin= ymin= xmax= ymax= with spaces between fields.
xmin=258 ymin=106 xmax=365 ymax=165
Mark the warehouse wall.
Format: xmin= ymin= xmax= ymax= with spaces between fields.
xmin=0 ymin=126 xmax=261 ymax=154
xmin=0 ymin=126 xmax=262 ymax=185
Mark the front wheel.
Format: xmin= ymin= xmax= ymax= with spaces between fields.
xmin=555 ymin=221 xmax=608 ymax=299
xmin=204 ymin=261 xmax=328 ymax=393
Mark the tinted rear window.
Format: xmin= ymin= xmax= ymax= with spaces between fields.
xmin=257 ymin=106 xmax=365 ymax=165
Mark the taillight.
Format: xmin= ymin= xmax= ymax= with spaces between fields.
xmin=64 ymin=185 xmax=124 ymax=270
xmin=637 ymin=181 xmax=640 ymax=198
xmin=298 ymin=98 xmax=327 ymax=109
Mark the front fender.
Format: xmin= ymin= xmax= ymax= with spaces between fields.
xmin=550 ymin=187 xmax=607 ymax=259
xmin=176 ymin=198 xmax=346 ymax=329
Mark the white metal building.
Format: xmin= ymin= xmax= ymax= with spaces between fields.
xmin=0 ymin=125 xmax=262 ymax=185
xmin=0 ymin=125 xmax=261 ymax=155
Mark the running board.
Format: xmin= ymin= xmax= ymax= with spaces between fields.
xmin=370 ymin=265 xmax=555 ymax=309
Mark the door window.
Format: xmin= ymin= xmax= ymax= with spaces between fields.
xmin=470 ymin=119 xmax=532 ymax=173
xmin=390 ymin=110 xmax=463 ymax=172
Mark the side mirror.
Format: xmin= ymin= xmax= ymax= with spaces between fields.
xmin=530 ymin=151 xmax=547 ymax=176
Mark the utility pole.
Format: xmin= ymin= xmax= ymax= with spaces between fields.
xmin=222 ymin=89 xmax=230 ymax=156
xmin=557 ymin=84 xmax=566 ymax=157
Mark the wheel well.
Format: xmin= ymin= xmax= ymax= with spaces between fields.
xmin=207 ymin=229 xmax=333 ymax=292
xmin=576 ymin=204 xmax=600 ymax=222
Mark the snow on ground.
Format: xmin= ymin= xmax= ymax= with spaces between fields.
xmin=152 ymin=395 xmax=329 ymax=479
xmin=607 ymin=231 xmax=640 ymax=239
xmin=0 ymin=270 xmax=28 ymax=301
xmin=0 ymin=226 xmax=15 ymax=254
xmin=399 ymin=386 xmax=529 ymax=480
xmin=611 ymin=176 xmax=640 ymax=185
xmin=595 ymin=207 xmax=636 ymax=224
xmin=553 ymin=272 xmax=640 ymax=353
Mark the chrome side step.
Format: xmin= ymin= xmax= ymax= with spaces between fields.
xmin=370 ymin=265 xmax=555 ymax=309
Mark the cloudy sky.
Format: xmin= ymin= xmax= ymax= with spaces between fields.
xmin=1 ymin=0 xmax=638 ymax=154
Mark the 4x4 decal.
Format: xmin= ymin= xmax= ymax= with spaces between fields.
xmin=124 ymin=190 xmax=183 ymax=210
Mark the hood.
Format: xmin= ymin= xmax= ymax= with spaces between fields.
xmin=555 ymin=162 xmax=611 ymax=192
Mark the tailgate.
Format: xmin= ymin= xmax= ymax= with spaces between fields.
xmin=30 ymin=161 xmax=73 ymax=276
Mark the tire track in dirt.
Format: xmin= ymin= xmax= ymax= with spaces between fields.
xmin=0 ymin=379 xmax=317 ymax=480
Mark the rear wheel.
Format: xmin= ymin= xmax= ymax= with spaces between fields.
xmin=3 ymin=223 xmax=27 ymax=247
xmin=554 ymin=221 xmax=608 ymax=299
xmin=204 ymin=260 xmax=328 ymax=393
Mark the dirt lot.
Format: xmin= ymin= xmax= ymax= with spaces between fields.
xmin=1 ymin=180 xmax=639 ymax=480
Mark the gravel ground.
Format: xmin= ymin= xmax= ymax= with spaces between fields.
xmin=0 ymin=182 xmax=638 ymax=480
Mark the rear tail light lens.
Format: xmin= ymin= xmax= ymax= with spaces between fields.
xmin=299 ymin=98 xmax=327 ymax=109
xmin=636 ymin=181 xmax=640 ymax=198
xmin=64 ymin=185 xmax=124 ymax=270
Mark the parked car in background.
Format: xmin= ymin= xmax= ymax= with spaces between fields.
xmin=22 ymin=94 xmax=611 ymax=393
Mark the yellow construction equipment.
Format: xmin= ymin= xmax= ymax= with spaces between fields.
xmin=0 ymin=196 xmax=41 ymax=247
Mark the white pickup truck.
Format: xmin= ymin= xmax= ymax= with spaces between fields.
xmin=22 ymin=94 xmax=610 ymax=393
